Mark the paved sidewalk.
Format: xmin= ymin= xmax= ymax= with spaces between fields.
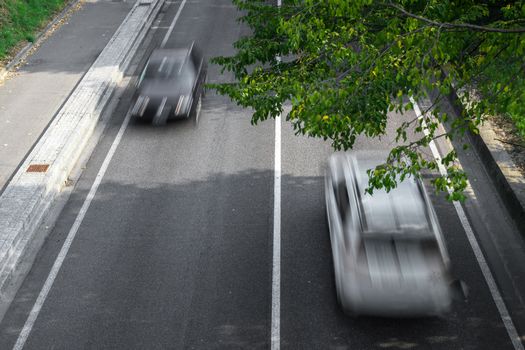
xmin=0 ymin=0 xmax=133 ymax=191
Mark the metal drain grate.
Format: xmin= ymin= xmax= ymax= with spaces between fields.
xmin=26 ymin=164 xmax=50 ymax=173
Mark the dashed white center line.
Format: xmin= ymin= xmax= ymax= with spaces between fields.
xmin=410 ymin=96 xmax=525 ymax=350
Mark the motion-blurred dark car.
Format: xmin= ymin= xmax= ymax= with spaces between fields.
xmin=325 ymin=151 xmax=459 ymax=317
xmin=130 ymin=43 xmax=207 ymax=124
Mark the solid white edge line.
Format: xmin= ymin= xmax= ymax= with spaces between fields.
xmin=271 ymin=114 xmax=281 ymax=350
xmin=14 ymin=1 xmax=189 ymax=347
xmin=160 ymin=0 xmax=187 ymax=48
xmin=410 ymin=96 xmax=525 ymax=350
xmin=13 ymin=111 xmax=132 ymax=350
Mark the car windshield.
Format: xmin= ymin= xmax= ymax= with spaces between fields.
xmin=355 ymin=162 xmax=433 ymax=239
xmin=144 ymin=56 xmax=185 ymax=80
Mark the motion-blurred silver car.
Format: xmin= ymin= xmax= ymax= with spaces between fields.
xmin=130 ymin=43 xmax=207 ymax=125
xmin=325 ymin=151 xmax=456 ymax=317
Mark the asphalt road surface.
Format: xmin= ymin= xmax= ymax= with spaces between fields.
xmin=1 ymin=1 xmax=525 ymax=349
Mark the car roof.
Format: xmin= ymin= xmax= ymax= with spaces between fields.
xmin=344 ymin=152 xmax=433 ymax=238
xmin=149 ymin=48 xmax=188 ymax=63
xmin=149 ymin=43 xmax=202 ymax=67
xmin=143 ymin=46 xmax=202 ymax=80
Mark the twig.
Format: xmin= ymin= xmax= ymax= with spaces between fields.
xmin=387 ymin=2 xmax=525 ymax=33
xmin=495 ymin=138 xmax=525 ymax=149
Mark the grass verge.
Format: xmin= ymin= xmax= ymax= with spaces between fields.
xmin=0 ymin=0 xmax=69 ymax=62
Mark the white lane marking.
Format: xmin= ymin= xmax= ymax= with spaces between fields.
xmin=13 ymin=111 xmax=132 ymax=350
xmin=160 ymin=0 xmax=187 ymax=48
xmin=410 ymin=97 xmax=525 ymax=350
xmin=271 ymin=114 xmax=281 ymax=350
xmin=13 ymin=2 xmax=189 ymax=347
xmin=272 ymin=2 xmax=281 ymax=346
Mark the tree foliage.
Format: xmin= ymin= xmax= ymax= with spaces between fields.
xmin=211 ymin=0 xmax=525 ymax=200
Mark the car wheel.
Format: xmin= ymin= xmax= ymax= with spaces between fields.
xmin=335 ymin=277 xmax=343 ymax=307
xmin=202 ymin=72 xmax=208 ymax=97
xmin=332 ymin=252 xmax=343 ymax=306
xmin=195 ymin=95 xmax=202 ymax=124
xmin=190 ymin=94 xmax=202 ymax=126
xmin=333 ymin=254 xmax=359 ymax=318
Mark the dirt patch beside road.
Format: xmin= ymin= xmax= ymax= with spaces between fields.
xmin=490 ymin=115 xmax=525 ymax=177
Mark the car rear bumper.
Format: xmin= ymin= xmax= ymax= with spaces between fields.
xmin=340 ymin=277 xmax=453 ymax=317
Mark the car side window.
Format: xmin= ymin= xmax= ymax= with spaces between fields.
xmin=333 ymin=177 xmax=350 ymax=222
xmin=190 ymin=45 xmax=203 ymax=70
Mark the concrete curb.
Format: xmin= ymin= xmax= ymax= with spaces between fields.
xmin=0 ymin=0 xmax=164 ymax=301
xmin=447 ymin=89 xmax=525 ymax=235
xmin=0 ymin=0 xmax=84 ymax=83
